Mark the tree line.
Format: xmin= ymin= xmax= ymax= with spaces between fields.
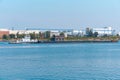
xmin=2 ymin=30 xmax=119 ymax=40
xmin=2 ymin=31 xmax=51 ymax=40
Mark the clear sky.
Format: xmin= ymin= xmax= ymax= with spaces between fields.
xmin=0 ymin=0 xmax=120 ymax=30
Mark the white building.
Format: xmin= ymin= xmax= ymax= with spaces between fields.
xmin=63 ymin=32 xmax=68 ymax=38
xmin=72 ymin=30 xmax=84 ymax=36
xmin=9 ymin=30 xmax=40 ymax=34
xmin=0 ymin=29 xmax=9 ymax=31
xmin=92 ymin=27 xmax=114 ymax=36
xmin=9 ymin=30 xmax=24 ymax=34
xmin=50 ymin=30 xmax=60 ymax=38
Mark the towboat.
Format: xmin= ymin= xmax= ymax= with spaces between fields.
xmin=9 ymin=35 xmax=38 ymax=44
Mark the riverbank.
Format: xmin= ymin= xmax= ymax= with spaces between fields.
xmin=2 ymin=36 xmax=119 ymax=44
xmin=8 ymin=39 xmax=118 ymax=44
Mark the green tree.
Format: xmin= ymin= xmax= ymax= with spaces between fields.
xmin=86 ymin=28 xmax=93 ymax=37
xmin=93 ymin=32 xmax=99 ymax=37
xmin=45 ymin=31 xmax=50 ymax=38
xmin=89 ymin=29 xmax=93 ymax=37
xmin=60 ymin=32 xmax=65 ymax=36
xmin=30 ymin=32 xmax=36 ymax=39
xmin=116 ymin=34 xmax=119 ymax=37
xmin=16 ymin=32 xmax=19 ymax=38
xmin=16 ymin=32 xmax=25 ymax=39
xmin=9 ymin=34 xmax=15 ymax=39
xmin=2 ymin=35 xmax=8 ymax=40
xmin=39 ymin=32 xmax=42 ymax=39
xmin=35 ymin=33 xmax=40 ymax=40
xmin=18 ymin=34 xmax=25 ymax=39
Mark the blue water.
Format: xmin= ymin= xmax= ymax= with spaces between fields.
xmin=0 ymin=42 xmax=120 ymax=80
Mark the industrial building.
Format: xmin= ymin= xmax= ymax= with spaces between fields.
xmin=92 ymin=27 xmax=114 ymax=36
xmin=0 ymin=29 xmax=9 ymax=39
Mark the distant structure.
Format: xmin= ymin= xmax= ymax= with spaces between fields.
xmin=0 ymin=29 xmax=9 ymax=39
xmin=0 ymin=27 xmax=117 ymax=39
xmin=92 ymin=27 xmax=114 ymax=36
xmin=86 ymin=27 xmax=93 ymax=37
xmin=9 ymin=29 xmax=40 ymax=34
xmin=72 ymin=30 xmax=84 ymax=37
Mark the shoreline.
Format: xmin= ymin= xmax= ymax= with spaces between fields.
xmin=8 ymin=40 xmax=119 ymax=44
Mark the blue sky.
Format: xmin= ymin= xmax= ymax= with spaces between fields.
xmin=0 ymin=0 xmax=120 ymax=30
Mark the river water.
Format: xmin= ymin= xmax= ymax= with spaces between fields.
xmin=0 ymin=42 xmax=120 ymax=80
